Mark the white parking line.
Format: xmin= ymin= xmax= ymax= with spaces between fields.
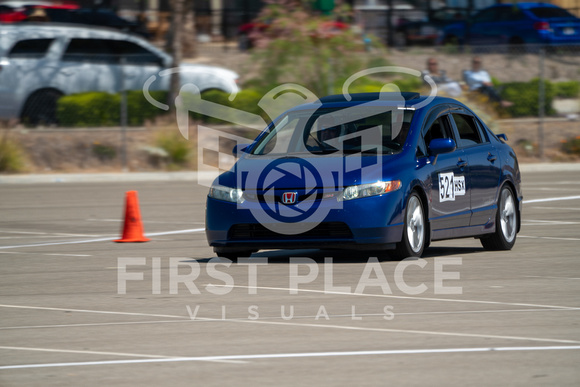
xmin=1 ymin=345 xmax=579 ymax=370
xmin=0 ymin=252 xmax=92 ymax=257
xmin=0 ymin=346 xmax=246 ymax=364
xmin=532 ymin=206 xmax=580 ymax=211
xmin=523 ymin=195 xmax=580 ymax=204
xmin=0 ymin=346 xmax=175 ymax=359
xmin=0 ymin=228 xmax=205 ymax=250
xmin=1 ymin=307 xmax=578 ymax=332
xmin=2 ymin=302 xmax=578 ymax=346
xmin=521 ymin=219 xmax=580 ymax=225
xmin=87 ymin=218 xmax=204 ymax=225
xmin=0 ymin=230 xmax=102 ymax=237
xmin=0 ymin=304 xmax=188 ymax=319
xmin=226 ymin=285 xmax=578 ymax=310
xmin=519 ymin=235 xmax=580 ymax=242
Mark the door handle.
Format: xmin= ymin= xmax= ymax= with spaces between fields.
xmin=487 ymin=153 xmax=497 ymax=162
xmin=457 ymin=159 xmax=468 ymax=168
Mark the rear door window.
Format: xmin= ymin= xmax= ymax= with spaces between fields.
xmin=109 ymin=40 xmax=162 ymax=66
xmin=451 ymin=114 xmax=484 ymax=147
xmin=62 ymin=38 xmax=117 ymax=64
xmin=8 ymin=39 xmax=54 ymax=59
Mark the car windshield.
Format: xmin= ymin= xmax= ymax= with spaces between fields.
xmin=529 ymin=7 xmax=575 ymax=19
xmin=251 ymin=106 xmax=415 ymax=156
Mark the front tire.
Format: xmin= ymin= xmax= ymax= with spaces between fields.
xmin=21 ymin=89 xmax=63 ymax=126
xmin=394 ymin=192 xmax=426 ymax=258
xmin=481 ymin=186 xmax=517 ymax=250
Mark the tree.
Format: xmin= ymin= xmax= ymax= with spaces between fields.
xmin=248 ymin=0 xmax=386 ymax=96
xmin=166 ymin=0 xmax=197 ymax=111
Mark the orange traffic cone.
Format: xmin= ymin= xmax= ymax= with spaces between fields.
xmin=115 ymin=191 xmax=150 ymax=243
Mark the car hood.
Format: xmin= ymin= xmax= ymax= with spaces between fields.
xmin=215 ymin=153 xmax=403 ymax=190
xmin=178 ymin=63 xmax=239 ymax=93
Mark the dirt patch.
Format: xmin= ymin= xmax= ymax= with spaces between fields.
xmin=2 ymin=116 xmax=578 ymax=175
xmin=497 ymin=118 xmax=580 ymax=162
xmin=2 ymin=125 xmax=186 ymax=173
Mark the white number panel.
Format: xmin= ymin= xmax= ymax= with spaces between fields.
xmin=439 ymin=172 xmax=465 ymax=202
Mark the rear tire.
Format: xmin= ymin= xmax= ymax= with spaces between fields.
xmin=393 ymin=192 xmax=426 ymax=258
xmin=481 ymin=186 xmax=517 ymax=250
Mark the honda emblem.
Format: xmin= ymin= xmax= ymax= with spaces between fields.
xmin=282 ymin=192 xmax=297 ymax=205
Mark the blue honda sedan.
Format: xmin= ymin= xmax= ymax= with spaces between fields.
xmin=205 ymin=92 xmax=522 ymax=259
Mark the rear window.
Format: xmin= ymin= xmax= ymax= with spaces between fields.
xmin=8 ymin=39 xmax=53 ymax=59
xmin=529 ymin=7 xmax=575 ymax=19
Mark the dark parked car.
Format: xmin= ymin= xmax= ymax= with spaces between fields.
xmin=440 ymin=2 xmax=580 ymax=47
xmin=394 ymin=7 xmax=467 ymax=47
xmin=28 ymin=7 xmax=150 ymax=38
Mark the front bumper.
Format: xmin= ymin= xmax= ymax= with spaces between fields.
xmin=205 ymin=191 xmax=405 ymax=251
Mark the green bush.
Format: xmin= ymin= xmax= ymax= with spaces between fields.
xmin=57 ymin=92 xmax=120 ymax=126
xmin=500 ymin=78 xmax=556 ymax=117
xmin=185 ymin=89 xmax=266 ymax=124
xmin=554 ymin=81 xmax=580 ymax=98
xmin=127 ymin=90 xmax=168 ymax=125
xmin=57 ymin=90 xmax=167 ymax=127
xmin=57 ymin=89 xmax=266 ymax=127
xmin=0 ymin=134 xmax=26 ymax=173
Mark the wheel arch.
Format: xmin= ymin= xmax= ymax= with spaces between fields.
xmin=20 ymin=87 xmax=65 ymax=119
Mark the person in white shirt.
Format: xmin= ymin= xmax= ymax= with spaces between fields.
xmin=463 ymin=56 xmax=513 ymax=107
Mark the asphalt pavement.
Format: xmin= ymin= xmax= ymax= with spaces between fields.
xmin=0 ymin=168 xmax=579 ymax=386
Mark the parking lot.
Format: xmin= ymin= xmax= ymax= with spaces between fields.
xmin=1 ymin=168 xmax=579 ymax=386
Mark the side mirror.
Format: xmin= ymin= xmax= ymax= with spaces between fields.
xmin=429 ymin=138 xmax=456 ymax=155
xmin=428 ymin=138 xmax=456 ymax=165
xmin=497 ymin=133 xmax=508 ymax=141
xmin=232 ymin=144 xmax=250 ymax=157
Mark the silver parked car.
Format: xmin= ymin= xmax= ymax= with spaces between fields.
xmin=0 ymin=24 xmax=239 ymax=125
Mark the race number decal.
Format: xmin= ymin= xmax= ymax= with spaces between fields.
xmin=439 ymin=173 xmax=465 ymax=202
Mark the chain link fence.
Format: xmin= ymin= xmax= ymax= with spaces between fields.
xmin=400 ymin=43 xmax=580 ymax=159
xmin=2 ymin=43 xmax=578 ymax=169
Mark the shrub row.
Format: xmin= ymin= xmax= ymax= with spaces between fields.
xmin=57 ymin=91 xmax=168 ymax=127
xmin=56 ymin=89 xmax=266 ymax=127
xmin=56 ymin=78 xmax=579 ymax=126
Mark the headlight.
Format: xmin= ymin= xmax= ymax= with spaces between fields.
xmin=208 ymin=185 xmax=244 ymax=203
xmin=341 ymin=180 xmax=401 ymax=201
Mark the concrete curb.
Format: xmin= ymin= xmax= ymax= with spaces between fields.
xmin=1 ymin=163 xmax=579 ymax=184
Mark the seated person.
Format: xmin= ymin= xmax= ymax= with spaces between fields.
xmin=463 ymin=56 xmax=513 ymax=107
xmin=421 ymin=57 xmax=462 ymax=97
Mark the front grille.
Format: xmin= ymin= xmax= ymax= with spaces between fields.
xmin=228 ymin=222 xmax=353 ymax=240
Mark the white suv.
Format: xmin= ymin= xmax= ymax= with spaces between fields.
xmin=0 ymin=24 xmax=239 ymax=125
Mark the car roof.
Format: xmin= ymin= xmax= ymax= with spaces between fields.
xmin=0 ymin=23 xmax=141 ymax=40
xmin=292 ymin=92 xmax=455 ymax=112
xmin=0 ymin=23 xmax=166 ymax=57
xmin=490 ymin=2 xmax=560 ymax=9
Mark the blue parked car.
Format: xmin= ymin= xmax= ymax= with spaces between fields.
xmin=205 ymin=92 xmax=522 ymax=259
xmin=440 ymin=2 xmax=580 ymax=47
